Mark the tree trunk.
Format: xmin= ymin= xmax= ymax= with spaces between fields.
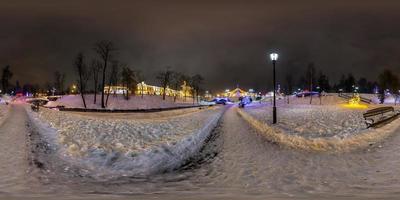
xmin=101 ymin=57 xmax=108 ymax=108
xmin=94 ymin=89 xmax=97 ymax=104
xmin=93 ymin=79 xmax=97 ymax=104
xmin=126 ymin=83 xmax=130 ymax=100
xmin=141 ymin=84 xmax=144 ymax=98
xmin=379 ymin=92 xmax=385 ymax=104
xmin=192 ymin=90 xmax=195 ymax=105
xmin=106 ymin=88 xmax=111 ymax=107
xmin=81 ymin=93 xmax=87 ymax=109
xmin=196 ymin=90 xmax=199 ymax=104
xmin=173 ymin=84 xmax=178 ymax=102
xmin=79 ymin=73 xmax=87 ymax=109
xmin=319 ymin=94 xmax=322 ymax=105
xmin=309 ymin=71 xmax=313 ymax=105
xmin=162 ymin=86 xmax=166 ymax=100
xmin=105 ymin=78 xmax=112 ymax=107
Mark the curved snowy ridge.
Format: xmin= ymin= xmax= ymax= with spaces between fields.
xmin=46 ymin=94 xmax=196 ymax=110
xmin=27 ymin=106 xmax=223 ymax=178
xmin=237 ymin=107 xmax=400 ymax=152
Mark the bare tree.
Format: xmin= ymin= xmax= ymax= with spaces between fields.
xmin=171 ymin=72 xmax=184 ymax=102
xmin=105 ymin=60 xmax=120 ymax=106
xmin=94 ymin=40 xmax=116 ymax=108
xmin=91 ymin=59 xmax=102 ymax=104
xmin=54 ymin=71 xmax=66 ymax=95
xmin=121 ymin=67 xmax=135 ymax=100
xmin=74 ymin=53 xmax=90 ymax=108
xmin=1 ymin=65 xmax=13 ymax=94
xmin=190 ymin=74 xmax=204 ymax=104
xmin=156 ymin=68 xmax=173 ymax=100
xmin=285 ymin=73 xmax=293 ymax=104
xmin=306 ymin=63 xmax=316 ymax=104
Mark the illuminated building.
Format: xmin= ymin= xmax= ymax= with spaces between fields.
xmin=215 ymin=87 xmax=259 ymax=99
xmin=224 ymin=88 xmax=248 ymax=97
xmin=220 ymin=88 xmax=257 ymax=98
xmin=104 ymin=81 xmax=193 ymax=97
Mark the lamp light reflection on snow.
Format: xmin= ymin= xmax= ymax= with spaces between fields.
xmin=341 ymin=94 xmax=368 ymax=109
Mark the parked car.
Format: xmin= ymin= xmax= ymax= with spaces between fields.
xmin=295 ymin=91 xmax=319 ymax=97
xmin=199 ymin=101 xmax=216 ymax=106
xmin=212 ymin=98 xmax=230 ymax=105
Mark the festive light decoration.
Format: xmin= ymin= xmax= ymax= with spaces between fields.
xmin=349 ymin=94 xmax=361 ymax=105
xmin=341 ymin=94 xmax=368 ymax=109
xmin=218 ymin=87 xmax=257 ymax=98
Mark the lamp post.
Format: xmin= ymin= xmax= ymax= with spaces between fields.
xmin=270 ymin=53 xmax=278 ymax=124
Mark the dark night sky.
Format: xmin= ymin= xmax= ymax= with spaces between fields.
xmin=1 ymin=0 xmax=400 ymax=92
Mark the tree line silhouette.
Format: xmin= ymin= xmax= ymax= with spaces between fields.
xmin=0 ymin=43 xmax=399 ymax=105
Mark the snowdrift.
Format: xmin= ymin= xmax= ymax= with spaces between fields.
xmin=27 ymin=106 xmax=223 ymax=179
xmin=45 ymin=94 xmax=196 ymax=110
xmin=238 ymin=104 xmax=400 ymax=152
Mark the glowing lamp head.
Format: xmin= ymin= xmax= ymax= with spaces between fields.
xmin=270 ymin=53 xmax=278 ymax=61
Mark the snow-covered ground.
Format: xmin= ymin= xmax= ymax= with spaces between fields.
xmin=288 ymin=94 xmax=347 ymax=105
xmin=28 ymin=106 xmax=223 ymax=177
xmin=239 ymin=96 xmax=400 ymax=151
xmin=45 ymin=94 xmax=197 ymax=109
xmin=67 ymin=106 xmax=212 ymax=120
xmin=260 ymin=94 xmax=348 ymax=106
xmin=275 ymin=93 xmax=399 ymax=106
xmin=244 ymin=104 xmax=367 ymax=139
xmin=362 ymin=93 xmax=400 ymax=105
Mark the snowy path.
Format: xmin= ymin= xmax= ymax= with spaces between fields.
xmin=186 ymin=106 xmax=400 ymax=198
xmin=0 ymin=104 xmax=36 ymax=193
xmin=1 ymin=104 xmax=400 ymax=199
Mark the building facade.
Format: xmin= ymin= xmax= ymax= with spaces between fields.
xmin=104 ymin=81 xmax=193 ymax=97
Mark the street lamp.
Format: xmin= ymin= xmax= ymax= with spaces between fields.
xmin=270 ymin=53 xmax=278 ymax=124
